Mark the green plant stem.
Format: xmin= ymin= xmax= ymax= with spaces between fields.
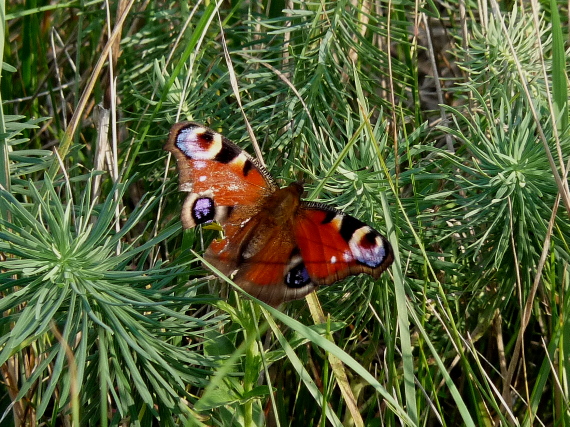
xmin=0 ymin=0 xmax=8 ymax=200
xmin=243 ymin=302 xmax=260 ymax=426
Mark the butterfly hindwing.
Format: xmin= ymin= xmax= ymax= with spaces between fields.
xmin=205 ymin=220 xmax=317 ymax=306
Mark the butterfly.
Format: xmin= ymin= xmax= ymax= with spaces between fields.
xmin=164 ymin=122 xmax=394 ymax=306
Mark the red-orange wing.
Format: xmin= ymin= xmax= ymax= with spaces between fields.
xmin=166 ymin=122 xmax=310 ymax=306
xmin=204 ymin=219 xmax=318 ymax=306
xmin=203 ymin=200 xmax=394 ymax=306
xmin=294 ymin=203 xmax=393 ymax=286
xmin=164 ymin=122 xmax=277 ymax=229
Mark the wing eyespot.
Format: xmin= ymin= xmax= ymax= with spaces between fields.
xmin=284 ymin=252 xmax=312 ymax=288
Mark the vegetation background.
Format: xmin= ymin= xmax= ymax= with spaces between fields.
xmin=1 ymin=0 xmax=569 ymax=425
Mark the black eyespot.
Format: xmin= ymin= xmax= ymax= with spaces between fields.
xmin=363 ymin=231 xmax=378 ymax=246
xmin=285 ymin=262 xmax=311 ymax=288
xmin=201 ymin=130 xmax=214 ymax=143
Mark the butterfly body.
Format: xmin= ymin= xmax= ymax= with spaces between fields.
xmin=165 ymin=122 xmax=393 ymax=306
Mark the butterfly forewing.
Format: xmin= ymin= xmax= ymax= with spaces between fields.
xmin=165 ymin=122 xmax=277 ymax=209
xmin=294 ymin=204 xmax=394 ymax=285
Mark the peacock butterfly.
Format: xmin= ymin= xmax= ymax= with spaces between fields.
xmin=164 ymin=122 xmax=393 ymax=306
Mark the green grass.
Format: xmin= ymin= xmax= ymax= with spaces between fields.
xmin=1 ymin=0 xmax=569 ymax=425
